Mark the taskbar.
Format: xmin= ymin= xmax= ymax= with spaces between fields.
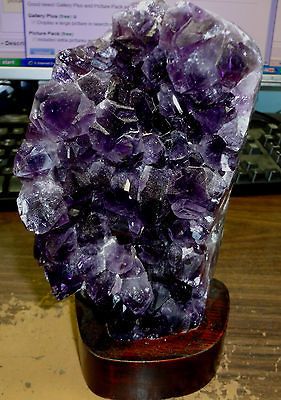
xmin=1 ymin=58 xmax=281 ymax=74
xmin=0 ymin=58 xmax=280 ymax=84
xmin=0 ymin=58 xmax=55 ymax=67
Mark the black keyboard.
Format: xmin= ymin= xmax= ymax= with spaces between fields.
xmin=232 ymin=112 xmax=281 ymax=195
xmin=0 ymin=112 xmax=280 ymax=211
xmin=0 ymin=114 xmax=29 ymax=210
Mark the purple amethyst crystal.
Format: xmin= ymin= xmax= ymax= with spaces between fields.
xmin=15 ymin=0 xmax=262 ymax=340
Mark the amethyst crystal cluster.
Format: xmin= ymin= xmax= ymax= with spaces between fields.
xmin=14 ymin=0 xmax=262 ymax=339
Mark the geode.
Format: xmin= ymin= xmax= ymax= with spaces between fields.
xmin=14 ymin=0 xmax=262 ymax=340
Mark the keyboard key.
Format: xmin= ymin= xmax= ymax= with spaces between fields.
xmin=8 ymin=176 xmax=22 ymax=193
xmin=0 ymin=127 xmax=8 ymax=137
xmin=266 ymin=170 xmax=281 ymax=182
xmin=0 ymin=114 xmax=29 ymax=124
xmin=12 ymin=127 xmax=25 ymax=136
xmin=0 ymin=149 xmax=5 ymax=157
xmin=264 ymin=123 xmax=279 ymax=135
xmin=248 ymin=142 xmax=262 ymax=155
xmin=237 ymin=171 xmax=250 ymax=183
xmin=1 ymin=166 xmax=13 ymax=175
xmin=10 ymin=148 xmax=18 ymax=157
xmin=266 ymin=143 xmax=280 ymax=156
xmin=0 ymin=176 xmax=4 ymax=193
xmin=2 ymin=138 xmax=16 ymax=148
xmin=0 ymin=158 xmax=8 ymax=169
xmin=241 ymin=140 xmax=255 ymax=155
xmin=273 ymin=133 xmax=281 ymax=146
xmin=259 ymin=133 xmax=274 ymax=147
xmin=250 ymin=169 xmax=266 ymax=182
xmin=16 ymin=139 xmax=23 ymax=147
xmin=272 ymin=149 xmax=281 ymax=165
xmin=240 ymin=160 xmax=258 ymax=171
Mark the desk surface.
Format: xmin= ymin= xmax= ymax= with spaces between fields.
xmin=0 ymin=195 xmax=280 ymax=400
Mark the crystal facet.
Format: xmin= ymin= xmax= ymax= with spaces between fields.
xmin=15 ymin=0 xmax=262 ymax=340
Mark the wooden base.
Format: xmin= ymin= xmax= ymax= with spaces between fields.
xmin=75 ymin=279 xmax=229 ymax=400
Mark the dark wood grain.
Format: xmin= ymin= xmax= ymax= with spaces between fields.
xmin=0 ymin=195 xmax=280 ymax=399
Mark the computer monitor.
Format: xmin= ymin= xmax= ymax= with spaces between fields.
xmin=0 ymin=0 xmax=280 ymax=84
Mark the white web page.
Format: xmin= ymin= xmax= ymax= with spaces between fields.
xmin=271 ymin=0 xmax=281 ymax=64
xmin=0 ymin=0 xmax=24 ymax=57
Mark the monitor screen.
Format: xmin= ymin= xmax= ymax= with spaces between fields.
xmin=0 ymin=0 xmax=280 ymax=83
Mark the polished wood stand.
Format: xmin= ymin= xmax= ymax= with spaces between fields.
xmin=76 ymin=279 xmax=229 ymax=400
